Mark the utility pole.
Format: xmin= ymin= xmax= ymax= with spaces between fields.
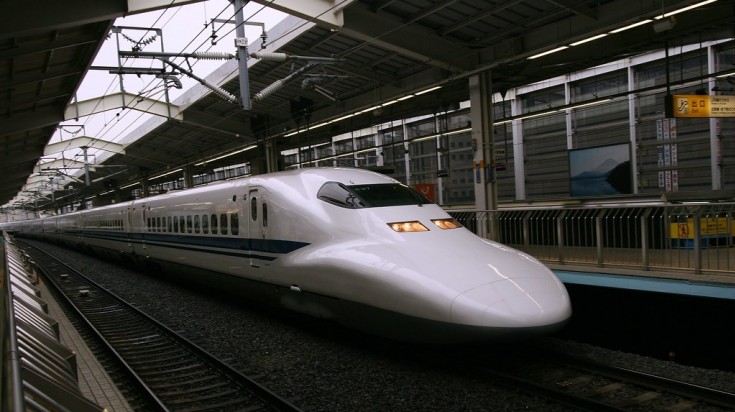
xmin=233 ymin=0 xmax=251 ymax=110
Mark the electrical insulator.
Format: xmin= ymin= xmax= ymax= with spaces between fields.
xmin=250 ymin=52 xmax=289 ymax=61
xmin=191 ymin=52 xmax=235 ymax=60
xmin=202 ymin=79 xmax=238 ymax=103
xmin=252 ymin=80 xmax=285 ymax=102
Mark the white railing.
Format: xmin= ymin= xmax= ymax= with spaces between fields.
xmin=448 ymin=204 xmax=735 ymax=277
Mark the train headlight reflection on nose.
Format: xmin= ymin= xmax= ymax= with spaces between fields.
xmin=431 ymin=218 xmax=462 ymax=229
xmin=388 ymin=221 xmax=429 ymax=232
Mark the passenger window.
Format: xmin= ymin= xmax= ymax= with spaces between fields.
xmin=202 ymin=215 xmax=209 ymax=234
xmin=147 ymin=217 xmax=151 ymax=231
xmin=251 ymin=197 xmax=257 ymax=221
xmin=231 ymin=213 xmax=239 ymax=235
xmin=167 ymin=217 xmax=172 ymax=232
xmin=220 ymin=214 xmax=228 ymax=235
xmin=156 ymin=217 xmax=161 ymax=232
xmin=187 ymin=215 xmax=193 ymax=233
xmin=211 ymin=214 xmax=218 ymax=234
xmin=180 ymin=216 xmax=185 ymax=233
xmin=194 ymin=215 xmax=200 ymax=234
xmin=317 ymin=182 xmax=365 ymax=208
xmin=174 ymin=216 xmax=179 ymax=233
xmin=263 ymin=203 xmax=268 ymax=228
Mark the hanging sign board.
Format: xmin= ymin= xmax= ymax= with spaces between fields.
xmin=668 ymin=95 xmax=735 ymax=118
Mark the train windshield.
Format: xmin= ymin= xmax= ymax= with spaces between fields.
xmin=317 ymin=182 xmax=431 ymax=209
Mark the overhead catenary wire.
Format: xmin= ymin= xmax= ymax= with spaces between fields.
xmin=69 ymin=1 xmax=274 ymax=179
xmin=54 ymin=0 xmax=357 ymax=192
xmin=47 ymin=2 xmax=234 ymax=186
xmin=88 ymin=1 xmax=251 ymax=145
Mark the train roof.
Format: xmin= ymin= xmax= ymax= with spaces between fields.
xmin=103 ymin=167 xmax=399 ymax=207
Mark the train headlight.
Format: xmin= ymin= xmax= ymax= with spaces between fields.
xmin=388 ymin=221 xmax=429 ymax=232
xmin=431 ymin=218 xmax=462 ymax=229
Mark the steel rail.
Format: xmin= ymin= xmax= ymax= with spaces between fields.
xmin=19 ymin=240 xmax=302 ymax=412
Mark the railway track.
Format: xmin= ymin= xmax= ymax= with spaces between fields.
xmin=466 ymin=341 xmax=735 ymax=411
xmin=19 ymin=240 xmax=302 ymax=412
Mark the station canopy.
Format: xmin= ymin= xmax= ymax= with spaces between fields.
xmin=1 ymin=0 xmax=733 ymax=210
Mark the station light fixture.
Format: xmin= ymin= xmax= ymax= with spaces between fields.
xmin=283 ymin=85 xmax=444 ymax=138
xmin=149 ymin=168 xmax=182 ymax=180
xmin=609 ymin=20 xmax=653 ymax=34
xmin=569 ymin=33 xmax=608 ymax=46
xmin=527 ymin=46 xmax=569 ymax=60
xmin=195 ymin=145 xmax=257 ymax=166
xmin=415 ymin=86 xmax=442 ymax=95
xmin=715 ymin=70 xmax=735 ymax=79
xmin=527 ymin=0 xmax=718 ymax=60
xmin=119 ymin=182 xmax=140 ymax=190
xmin=653 ymin=0 xmax=716 ymax=20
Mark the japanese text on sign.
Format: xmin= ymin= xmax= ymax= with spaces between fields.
xmin=670 ymin=95 xmax=735 ymax=118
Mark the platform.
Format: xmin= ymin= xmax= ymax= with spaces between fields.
xmin=37 ymin=279 xmax=134 ymax=412
xmin=554 ymin=269 xmax=735 ymax=301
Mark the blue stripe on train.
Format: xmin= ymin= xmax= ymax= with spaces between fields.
xmin=62 ymin=230 xmax=310 ymax=261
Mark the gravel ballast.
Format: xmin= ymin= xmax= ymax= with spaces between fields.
xmin=29 ymin=241 xmax=735 ymax=411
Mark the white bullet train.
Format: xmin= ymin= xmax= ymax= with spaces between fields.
xmin=2 ymin=167 xmax=571 ymax=342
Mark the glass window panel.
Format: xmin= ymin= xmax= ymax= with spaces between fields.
xmin=521 ymin=87 xmax=565 ymax=114
xmin=231 ymin=213 xmax=239 ymax=235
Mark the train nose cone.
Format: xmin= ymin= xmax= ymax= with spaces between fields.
xmin=450 ymin=277 xmax=571 ymax=327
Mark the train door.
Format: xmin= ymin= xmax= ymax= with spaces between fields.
xmin=248 ymin=188 xmax=264 ymax=268
xmin=126 ymin=207 xmax=134 ymax=254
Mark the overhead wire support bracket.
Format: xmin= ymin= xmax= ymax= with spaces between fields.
xmin=117 ymin=50 xmax=239 ymax=104
xmin=249 ymin=52 xmax=346 ymax=103
xmin=165 ymin=60 xmax=238 ymax=103
xmin=252 ymin=63 xmax=317 ymax=103
xmin=118 ymin=50 xmax=236 ymax=60
xmin=250 ymin=52 xmax=346 ymax=65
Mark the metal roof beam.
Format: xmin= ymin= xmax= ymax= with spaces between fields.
xmin=404 ymin=0 xmax=462 ymax=23
xmin=0 ymin=151 xmax=48 ymax=168
xmin=22 ymin=181 xmax=62 ymax=192
xmin=2 ymin=167 xmax=42 ymax=181
xmin=438 ymin=1 xmax=522 ymax=36
xmin=251 ymin=0 xmax=351 ymax=29
xmin=0 ymin=32 xmax=100 ymax=59
xmin=0 ymin=107 xmax=63 ymax=135
xmin=64 ymin=92 xmax=182 ymax=121
xmin=0 ymin=0 xmax=123 ymax=39
xmin=545 ymin=0 xmax=597 ymax=20
xmin=44 ymin=137 xmax=125 ymax=156
xmin=181 ymin=111 xmax=250 ymax=137
xmin=0 ymin=66 xmax=82 ymax=90
xmin=341 ymin=3 xmax=469 ymax=73
xmin=127 ymin=0 xmax=203 ymax=14
xmin=35 ymin=159 xmax=86 ymax=174
xmin=25 ymin=175 xmax=60 ymax=186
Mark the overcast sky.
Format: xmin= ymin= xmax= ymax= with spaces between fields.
xmin=58 ymin=1 xmax=286 ymax=146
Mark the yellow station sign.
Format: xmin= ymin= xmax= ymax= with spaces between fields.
xmin=670 ymin=95 xmax=735 ymax=118
xmin=670 ymin=217 xmax=733 ymax=239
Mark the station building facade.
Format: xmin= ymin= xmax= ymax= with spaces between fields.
xmin=282 ymin=39 xmax=735 ymax=207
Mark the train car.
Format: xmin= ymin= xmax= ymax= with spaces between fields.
xmin=3 ymin=167 xmax=572 ymax=342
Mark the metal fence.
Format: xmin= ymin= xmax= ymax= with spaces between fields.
xmin=448 ymin=203 xmax=735 ymax=277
